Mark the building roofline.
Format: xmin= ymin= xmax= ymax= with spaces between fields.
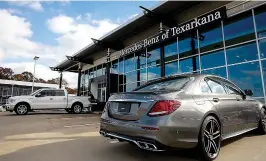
xmin=0 ymin=79 xmax=59 ymax=88
xmin=52 ymin=1 xmax=169 ymax=70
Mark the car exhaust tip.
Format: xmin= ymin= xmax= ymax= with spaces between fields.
xmin=135 ymin=141 xmax=158 ymax=151
xmin=99 ymin=131 xmax=165 ymax=152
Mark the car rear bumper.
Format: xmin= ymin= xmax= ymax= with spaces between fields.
xmin=100 ymin=118 xmax=199 ymax=149
xmin=99 ymin=130 xmax=166 ymax=151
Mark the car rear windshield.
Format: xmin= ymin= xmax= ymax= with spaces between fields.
xmin=135 ymin=76 xmax=194 ymax=91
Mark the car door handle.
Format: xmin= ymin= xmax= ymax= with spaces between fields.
xmin=50 ymin=98 xmax=53 ymax=100
xmin=236 ymin=97 xmax=241 ymax=101
xmin=213 ymin=98 xmax=219 ymax=102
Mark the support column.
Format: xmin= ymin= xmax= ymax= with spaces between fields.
xmin=137 ymin=55 xmax=140 ymax=86
xmin=159 ymin=22 xmax=165 ymax=77
xmin=106 ymin=48 xmax=111 ymax=101
xmin=11 ymin=84 xmax=14 ymax=96
xmin=59 ymin=72 xmax=63 ymax=89
xmin=190 ymin=34 xmax=197 ymax=73
xmin=77 ymin=63 xmax=82 ymax=96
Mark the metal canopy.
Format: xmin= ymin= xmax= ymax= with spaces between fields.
xmin=139 ymin=6 xmax=176 ymax=28
xmin=52 ymin=1 xmax=202 ymax=72
xmin=50 ymin=67 xmax=62 ymax=71
xmin=50 ymin=64 xmax=79 ymax=73
xmin=66 ymin=56 xmax=93 ymax=64
xmin=91 ymin=38 xmax=124 ymax=51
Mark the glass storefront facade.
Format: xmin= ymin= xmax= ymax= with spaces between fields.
xmin=80 ymin=4 xmax=266 ymax=103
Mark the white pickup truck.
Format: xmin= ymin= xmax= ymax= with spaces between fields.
xmin=5 ymin=88 xmax=93 ymax=115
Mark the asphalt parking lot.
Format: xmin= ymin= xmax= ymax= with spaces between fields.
xmin=0 ymin=111 xmax=266 ymax=161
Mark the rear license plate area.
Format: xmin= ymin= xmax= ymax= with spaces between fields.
xmin=118 ymin=102 xmax=131 ymax=113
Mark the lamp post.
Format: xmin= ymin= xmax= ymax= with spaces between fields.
xmin=32 ymin=56 xmax=39 ymax=92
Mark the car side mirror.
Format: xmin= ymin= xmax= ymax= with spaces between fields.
xmin=35 ymin=93 xmax=42 ymax=97
xmin=244 ymin=89 xmax=253 ymax=96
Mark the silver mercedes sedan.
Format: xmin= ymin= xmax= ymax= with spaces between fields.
xmin=99 ymin=74 xmax=266 ymax=160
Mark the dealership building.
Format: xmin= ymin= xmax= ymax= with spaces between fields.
xmin=51 ymin=1 xmax=266 ymax=104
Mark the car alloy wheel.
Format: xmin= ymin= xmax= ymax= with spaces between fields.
xmin=17 ymin=105 xmax=28 ymax=115
xmin=202 ymin=117 xmax=221 ymax=160
xmin=73 ymin=105 xmax=82 ymax=113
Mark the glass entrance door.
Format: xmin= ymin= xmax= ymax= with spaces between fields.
xmin=97 ymin=81 xmax=106 ymax=102
xmin=101 ymin=87 xmax=106 ymax=102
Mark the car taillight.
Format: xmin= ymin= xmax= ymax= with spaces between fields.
xmin=147 ymin=100 xmax=181 ymax=117
xmin=103 ymin=102 xmax=110 ymax=113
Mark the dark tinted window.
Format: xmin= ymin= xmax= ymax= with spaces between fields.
xmin=165 ymin=61 xmax=178 ymax=76
xmin=55 ymin=90 xmax=65 ymax=96
xmin=40 ymin=90 xmax=54 ymax=96
xmin=224 ymin=85 xmax=242 ymax=95
xmin=179 ymin=56 xmax=200 ymax=73
xmin=259 ymin=38 xmax=266 ymax=59
xmin=254 ymin=5 xmax=266 ymax=38
xmin=179 ymin=36 xmax=198 ymax=55
xmin=147 ymin=48 xmax=161 ymax=67
xmin=201 ymin=67 xmax=227 ymax=79
xmin=223 ymin=11 xmax=255 ymax=46
xmin=205 ymin=78 xmax=226 ymax=94
xmin=124 ymin=54 xmax=136 ymax=72
xmin=125 ymin=71 xmax=137 ymax=83
xmin=201 ymin=50 xmax=225 ymax=69
xmin=199 ymin=22 xmax=223 ymax=52
xmin=226 ymin=42 xmax=258 ymax=65
xmin=228 ymin=61 xmax=263 ymax=97
xmin=164 ymin=41 xmax=178 ymax=62
xmin=125 ymin=83 xmax=137 ymax=92
xmin=222 ymin=79 xmax=242 ymax=94
xmin=147 ymin=66 xmax=161 ymax=81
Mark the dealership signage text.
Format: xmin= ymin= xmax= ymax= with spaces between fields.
xmin=119 ymin=7 xmax=226 ymax=57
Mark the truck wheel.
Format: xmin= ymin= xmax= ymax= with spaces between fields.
xmin=14 ymin=103 xmax=29 ymax=115
xmin=71 ymin=103 xmax=83 ymax=114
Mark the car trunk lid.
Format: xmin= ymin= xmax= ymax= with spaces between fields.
xmin=107 ymin=92 xmax=157 ymax=121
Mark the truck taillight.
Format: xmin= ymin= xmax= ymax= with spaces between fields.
xmin=147 ymin=100 xmax=181 ymax=117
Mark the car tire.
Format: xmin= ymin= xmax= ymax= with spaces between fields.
xmin=257 ymin=107 xmax=266 ymax=135
xmin=65 ymin=109 xmax=73 ymax=114
xmin=71 ymin=103 xmax=83 ymax=114
xmin=14 ymin=103 xmax=29 ymax=115
xmin=198 ymin=116 xmax=221 ymax=161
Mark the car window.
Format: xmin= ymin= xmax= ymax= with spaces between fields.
xmin=135 ymin=76 xmax=194 ymax=91
xmin=200 ymin=80 xmax=212 ymax=93
xmin=40 ymin=90 xmax=54 ymax=96
xmin=221 ymin=79 xmax=243 ymax=95
xmin=205 ymin=78 xmax=226 ymax=94
xmin=55 ymin=90 xmax=65 ymax=96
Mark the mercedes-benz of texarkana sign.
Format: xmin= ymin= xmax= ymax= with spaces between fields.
xmin=99 ymin=74 xmax=266 ymax=161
